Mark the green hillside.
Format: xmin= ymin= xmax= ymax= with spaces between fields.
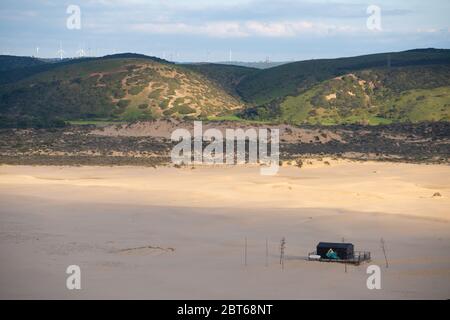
xmin=0 ymin=55 xmax=48 ymax=72
xmin=184 ymin=63 xmax=257 ymax=97
xmin=0 ymin=55 xmax=244 ymax=127
xmin=0 ymin=49 xmax=449 ymax=127
xmin=0 ymin=54 xmax=169 ymax=86
xmin=237 ymin=48 xmax=450 ymax=106
xmin=242 ymin=65 xmax=450 ymax=124
xmin=0 ymin=56 xmax=59 ymax=85
xmin=236 ymin=49 xmax=450 ymax=125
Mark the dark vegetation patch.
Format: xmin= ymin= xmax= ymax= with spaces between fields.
xmin=0 ymin=122 xmax=448 ymax=166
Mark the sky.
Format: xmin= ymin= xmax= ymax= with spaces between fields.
xmin=0 ymin=0 xmax=449 ymax=62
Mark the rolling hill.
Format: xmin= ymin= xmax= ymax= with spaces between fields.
xmin=271 ymin=66 xmax=450 ymax=125
xmin=0 ymin=55 xmax=48 ymax=72
xmin=237 ymin=49 xmax=450 ymax=124
xmin=0 ymin=54 xmax=244 ymax=127
xmin=236 ymin=48 xmax=450 ymax=106
xmin=0 ymin=49 xmax=449 ymax=127
xmin=183 ymin=63 xmax=257 ymax=97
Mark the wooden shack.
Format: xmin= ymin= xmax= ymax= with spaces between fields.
xmin=316 ymin=242 xmax=354 ymax=260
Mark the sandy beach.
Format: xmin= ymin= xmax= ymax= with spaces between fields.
xmin=0 ymin=161 xmax=449 ymax=299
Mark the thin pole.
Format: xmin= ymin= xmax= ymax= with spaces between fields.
xmin=381 ymin=238 xmax=389 ymax=268
xmin=244 ymin=237 xmax=247 ymax=267
xmin=280 ymin=237 xmax=286 ymax=270
xmin=342 ymin=237 xmax=347 ymax=273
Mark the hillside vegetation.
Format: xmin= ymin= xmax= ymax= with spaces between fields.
xmin=184 ymin=63 xmax=257 ymax=97
xmin=0 ymin=49 xmax=449 ymax=127
xmin=237 ymin=49 xmax=450 ymax=106
xmin=0 ymin=55 xmax=48 ymax=72
xmin=238 ymin=49 xmax=450 ymax=124
xmin=247 ymin=65 xmax=450 ymax=125
xmin=0 ymin=55 xmax=243 ymax=127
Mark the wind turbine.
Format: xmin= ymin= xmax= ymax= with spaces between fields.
xmin=76 ymin=48 xmax=85 ymax=58
xmin=229 ymin=49 xmax=232 ymax=62
xmin=35 ymin=47 xmax=40 ymax=57
xmin=57 ymin=42 xmax=65 ymax=60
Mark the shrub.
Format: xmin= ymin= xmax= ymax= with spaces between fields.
xmin=173 ymin=104 xmax=196 ymax=115
xmin=128 ymin=85 xmax=146 ymax=95
xmin=159 ymin=99 xmax=169 ymax=110
xmin=117 ymin=99 xmax=131 ymax=108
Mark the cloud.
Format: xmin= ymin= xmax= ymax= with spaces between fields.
xmin=129 ymin=20 xmax=359 ymax=38
xmin=1 ymin=0 xmax=449 ymax=60
xmin=77 ymin=0 xmax=409 ymax=38
xmin=130 ymin=21 xmax=248 ymax=38
xmin=245 ymin=21 xmax=313 ymax=37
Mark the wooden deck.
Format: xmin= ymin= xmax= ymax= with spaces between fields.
xmin=308 ymin=251 xmax=371 ymax=265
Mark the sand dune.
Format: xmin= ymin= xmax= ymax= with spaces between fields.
xmin=1 ymin=160 xmax=448 ymax=220
xmin=0 ymin=161 xmax=449 ymax=299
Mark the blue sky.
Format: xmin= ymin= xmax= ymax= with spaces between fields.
xmin=1 ymin=0 xmax=449 ymax=61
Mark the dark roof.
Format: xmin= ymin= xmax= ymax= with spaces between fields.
xmin=317 ymin=242 xmax=353 ymax=248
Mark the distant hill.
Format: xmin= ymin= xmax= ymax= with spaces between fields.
xmin=266 ymin=65 xmax=450 ymax=125
xmin=184 ymin=63 xmax=257 ymax=97
xmin=237 ymin=48 xmax=450 ymax=106
xmin=0 ymin=53 xmax=172 ymax=86
xmin=0 ymin=55 xmax=243 ymax=127
xmin=212 ymin=61 xmax=289 ymax=69
xmin=0 ymin=49 xmax=449 ymax=127
xmin=0 ymin=55 xmax=48 ymax=72
xmin=0 ymin=56 xmax=56 ymax=85
xmin=238 ymin=49 xmax=450 ymax=124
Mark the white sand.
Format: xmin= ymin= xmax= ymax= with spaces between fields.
xmin=0 ymin=161 xmax=449 ymax=299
